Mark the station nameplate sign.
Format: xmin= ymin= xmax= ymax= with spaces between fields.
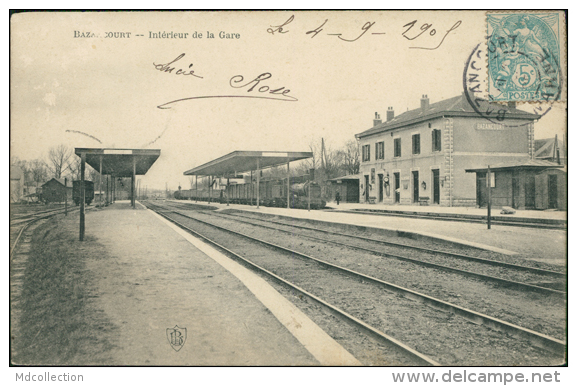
xmin=103 ymin=149 xmax=133 ymax=155
xmin=475 ymin=123 xmax=504 ymax=131
xmin=262 ymin=152 xmax=288 ymax=157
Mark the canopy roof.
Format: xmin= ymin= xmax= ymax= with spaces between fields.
xmin=184 ymin=151 xmax=313 ymax=176
xmin=74 ymin=148 xmax=161 ymax=177
xmin=328 ymin=173 xmax=362 ymax=182
xmin=465 ymin=159 xmax=564 ymax=173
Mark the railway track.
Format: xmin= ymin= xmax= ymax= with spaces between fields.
xmin=222 ymin=211 xmax=565 ymax=275
xmin=343 ymin=208 xmax=567 ymax=230
xmin=144 ymin=201 xmax=566 ymax=365
xmin=10 ymin=205 xmax=69 ymax=224
xmin=163 ymin=201 xmax=566 ymax=295
xmin=10 ymin=206 xmax=81 ymax=259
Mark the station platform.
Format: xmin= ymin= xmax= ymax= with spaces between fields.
xmin=81 ymin=201 xmax=360 ymax=365
xmin=169 ymin=200 xmax=567 ymax=265
xmin=328 ymin=202 xmax=567 ymax=225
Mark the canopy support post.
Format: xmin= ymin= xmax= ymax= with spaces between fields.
xmin=287 ymin=159 xmax=290 ymax=209
xmin=131 ymin=157 xmax=136 ymax=209
xmin=99 ymin=155 xmax=103 ymax=208
xmin=79 ymin=152 xmax=86 ymax=241
xmin=256 ymin=158 xmax=260 ymax=209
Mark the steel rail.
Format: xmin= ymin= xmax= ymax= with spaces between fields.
xmin=146 ymin=203 xmax=440 ymax=366
xmin=9 ymin=206 xmax=83 ymax=260
xmin=342 ymin=209 xmax=566 ymax=230
xmin=168 ymin=205 xmax=565 ymax=296
xmin=146 ymin=202 xmax=567 ymax=355
xmin=10 ymin=205 xmax=67 ymax=221
xmin=218 ymin=210 xmax=566 ymax=278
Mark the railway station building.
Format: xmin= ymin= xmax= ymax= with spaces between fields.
xmin=355 ymin=94 xmax=540 ymax=207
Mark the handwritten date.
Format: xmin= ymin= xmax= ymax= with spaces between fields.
xmin=267 ymin=15 xmax=461 ymax=49
xmin=402 ymin=20 xmax=462 ymax=50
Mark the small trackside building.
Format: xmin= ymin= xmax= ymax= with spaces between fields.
xmin=466 ymin=160 xmax=566 ymax=210
xmin=355 ymin=94 xmax=539 ymax=207
xmin=40 ymin=178 xmax=73 ymax=203
xmin=328 ymin=174 xmax=361 ymax=203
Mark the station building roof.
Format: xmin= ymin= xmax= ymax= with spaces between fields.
xmin=74 ymin=148 xmax=161 ymax=177
xmin=183 ymin=151 xmax=313 ymax=176
xmin=356 ymin=94 xmax=540 ymax=139
xmin=465 ymin=159 xmax=564 ymax=173
xmin=42 ymin=177 xmax=73 ymax=188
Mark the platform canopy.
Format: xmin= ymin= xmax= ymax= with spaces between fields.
xmin=184 ymin=151 xmax=313 ymax=176
xmin=465 ymin=159 xmax=564 ymax=173
xmin=328 ymin=173 xmax=362 ymax=182
xmin=74 ymin=148 xmax=161 ymax=177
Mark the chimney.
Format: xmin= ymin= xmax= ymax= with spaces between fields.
xmin=373 ymin=112 xmax=382 ymax=126
xmin=386 ymin=106 xmax=395 ymax=121
xmin=508 ymin=101 xmax=516 ymax=109
xmin=420 ymin=95 xmax=429 ymax=112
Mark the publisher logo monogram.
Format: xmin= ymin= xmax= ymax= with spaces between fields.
xmin=166 ymin=325 xmax=187 ymax=352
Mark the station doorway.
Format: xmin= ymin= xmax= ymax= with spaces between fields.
xmin=548 ymin=175 xmax=558 ymax=209
xmin=364 ymin=175 xmax=370 ymax=202
xmin=393 ymin=173 xmax=400 ymax=203
xmin=412 ymin=171 xmax=419 ymax=203
xmin=432 ymin=169 xmax=440 ymax=204
xmin=378 ymin=174 xmax=383 ymax=202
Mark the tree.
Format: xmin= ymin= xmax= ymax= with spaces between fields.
xmin=47 ymin=144 xmax=72 ymax=178
xmin=29 ymin=159 xmax=48 ymax=189
xmin=337 ymin=139 xmax=360 ymax=176
xmin=65 ymin=156 xmax=97 ymax=182
xmin=66 ymin=157 xmax=82 ymax=180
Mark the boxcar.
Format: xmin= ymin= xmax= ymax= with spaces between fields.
xmin=73 ymin=180 xmax=94 ymax=205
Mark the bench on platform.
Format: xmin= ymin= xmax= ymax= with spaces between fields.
xmin=418 ymin=196 xmax=430 ymax=206
xmin=368 ymin=196 xmax=377 ymax=204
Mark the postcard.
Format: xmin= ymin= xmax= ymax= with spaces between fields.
xmin=9 ymin=10 xmax=568 ymax=376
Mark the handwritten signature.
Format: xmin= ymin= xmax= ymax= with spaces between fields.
xmin=153 ymin=53 xmax=203 ymax=78
xmin=268 ymin=15 xmax=461 ymax=49
xmin=154 ymin=56 xmax=297 ymax=109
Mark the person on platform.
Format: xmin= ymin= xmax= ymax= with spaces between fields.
xmin=335 ymin=192 xmax=341 ymax=205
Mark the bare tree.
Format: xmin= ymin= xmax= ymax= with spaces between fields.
xmin=337 ymin=139 xmax=360 ymax=176
xmin=66 ymin=157 xmax=82 ymax=180
xmin=65 ymin=156 xmax=97 ymax=182
xmin=88 ymin=167 xmax=100 ymax=183
xmin=47 ymin=144 xmax=72 ymax=178
xmin=30 ymin=159 xmax=48 ymax=189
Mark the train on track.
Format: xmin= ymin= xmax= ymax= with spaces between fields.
xmin=174 ymin=176 xmax=326 ymax=209
xmin=37 ymin=179 xmax=94 ymax=205
xmin=72 ymin=180 xmax=94 ymax=206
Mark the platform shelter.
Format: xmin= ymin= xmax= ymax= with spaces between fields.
xmin=74 ymin=148 xmax=161 ymax=240
xmin=183 ymin=151 xmax=313 ymax=209
xmin=465 ymin=160 xmax=565 ymax=210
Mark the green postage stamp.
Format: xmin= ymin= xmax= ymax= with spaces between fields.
xmin=487 ymin=12 xmax=563 ymax=103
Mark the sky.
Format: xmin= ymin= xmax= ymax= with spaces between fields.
xmin=10 ymin=11 xmax=567 ymax=191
